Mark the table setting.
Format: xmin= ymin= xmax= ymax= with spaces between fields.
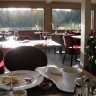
xmin=35 ymin=65 xmax=82 ymax=93
xmin=35 ymin=65 xmax=96 ymax=96
xmin=0 ymin=65 xmax=96 ymax=96
xmin=0 ymin=70 xmax=44 ymax=96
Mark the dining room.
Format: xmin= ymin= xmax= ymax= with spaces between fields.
xmin=0 ymin=0 xmax=96 ymax=96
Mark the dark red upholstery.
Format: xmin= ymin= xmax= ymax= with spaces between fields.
xmin=4 ymin=46 xmax=47 ymax=71
xmin=0 ymin=49 xmax=4 ymax=74
xmin=90 ymin=30 xmax=96 ymax=36
xmin=63 ymin=35 xmax=80 ymax=66
xmin=68 ymin=30 xmax=75 ymax=35
xmin=40 ymin=33 xmax=47 ymax=40
xmin=17 ymin=36 xmax=32 ymax=41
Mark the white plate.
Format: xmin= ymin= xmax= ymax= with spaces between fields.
xmin=0 ymin=70 xmax=44 ymax=90
xmin=56 ymin=79 xmax=74 ymax=93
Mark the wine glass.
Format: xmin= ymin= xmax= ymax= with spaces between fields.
xmin=4 ymin=31 xmax=11 ymax=40
xmin=10 ymin=72 xmax=13 ymax=95
xmin=14 ymin=31 xmax=19 ymax=40
xmin=42 ymin=33 xmax=47 ymax=40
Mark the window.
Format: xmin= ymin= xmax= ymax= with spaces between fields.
xmin=0 ymin=8 xmax=44 ymax=31
xmin=52 ymin=9 xmax=81 ymax=30
xmin=91 ymin=10 xmax=94 ymax=29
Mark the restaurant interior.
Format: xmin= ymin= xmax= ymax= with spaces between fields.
xmin=0 ymin=0 xmax=96 ymax=96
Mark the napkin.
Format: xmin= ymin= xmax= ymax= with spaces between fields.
xmin=47 ymin=67 xmax=63 ymax=75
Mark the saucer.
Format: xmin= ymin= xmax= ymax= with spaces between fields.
xmin=56 ymin=79 xmax=74 ymax=92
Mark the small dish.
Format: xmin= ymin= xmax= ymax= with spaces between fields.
xmin=39 ymin=82 xmax=52 ymax=90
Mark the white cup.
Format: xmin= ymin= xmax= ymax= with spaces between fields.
xmin=12 ymin=90 xmax=27 ymax=96
xmin=62 ymin=67 xmax=82 ymax=89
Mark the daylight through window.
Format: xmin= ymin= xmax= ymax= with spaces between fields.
xmin=0 ymin=8 xmax=44 ymax=31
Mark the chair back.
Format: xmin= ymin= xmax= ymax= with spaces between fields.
xmin=17 ymin=36 xmax=32 ymax=41
xmin=0 ymin=49 xmax=4 ymax=74
xmin=63 ymin=35 xmax=80 ymax=66
xmin=63 ymin=35 xmax=78 ymax=55
xmin=63 ymin=35 xmax=75 ymax=47
xmin=4 ymin=46 xmax=47 ymax=71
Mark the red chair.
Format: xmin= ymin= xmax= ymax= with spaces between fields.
xmin=62 ymin=35 xmax=80 ymax=66
xmin=90 ymin=30 xmax=96 ymax=36
xmin=69 ymin=30 xmax=75 ymax=35
xmin=4 ymin=46 xmax=47 ymax=71
xmin=0 ymin=49 xmax=4 ymax=74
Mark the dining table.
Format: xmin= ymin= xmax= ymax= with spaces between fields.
xmin=1 ymin=65 xmax=96 ymax=96
xmin=26 ymin=78 xmax=74 ymax=96
xmin=0 ymin=76 xmax=74 ymax=96
xmin=27 ymin=66 xmax=96 ymax=96
xmin=34 ymin=32 xmax=52 ymax=40
xmin=0 ymin=38 xmax=62 ymax=53
xmin=2 ymin=66 xmax=74 ymax=96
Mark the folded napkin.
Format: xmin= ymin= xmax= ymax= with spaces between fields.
xmin=47 ymin=67 xmax=63 ymax=75
xmin=35 ymin=66 xmax=63 ymax=84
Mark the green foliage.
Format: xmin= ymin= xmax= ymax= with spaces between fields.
xmin=85 ymin=37 xmax=96 ymax=65
xmin=0 ymin=9 xmax=44 ymax=29
xmin=52 ymin=9 xmax=81 ymax=30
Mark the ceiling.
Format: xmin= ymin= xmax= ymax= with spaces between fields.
xmin=0 ymin=0 xmax=96 ymax=4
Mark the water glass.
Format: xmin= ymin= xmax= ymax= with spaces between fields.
xmin=4 ymin=31 xmax=11 ymax=40
xmin=14 ymin=31 xmax=19 ymax=40
xmin=47 ymin=36 xmax=52 ymax=44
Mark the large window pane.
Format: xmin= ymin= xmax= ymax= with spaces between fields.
xmin=52 ymin=9 xmax=81 ymax=30
xmin=0 ymin=8 xmax=44 ymax=31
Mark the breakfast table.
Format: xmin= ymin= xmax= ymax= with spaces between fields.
xmin=26 ymin=78 xmax=74 ymax=96
xmin=0 ymin=78 xmax=74 ymax=96
xmin=1 ymin=66 xmax=74 ymax=96
xmin=1 ymin=65 xmax=96 ymax=96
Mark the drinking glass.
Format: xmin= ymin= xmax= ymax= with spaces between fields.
xmin=42 ymin=33 xmax=47 ymax=40
xmin=47 ymin=36 xmax=52 ymax=41
xmin=14 ymin=31 xmax=19 ymax=40
xmin=4 ymin=31 xmax=11 ymax=40
xmin=9 ymin=72 xmax=15 ymax=96
xmin=47 ymin=36 xmax=52 ymax=44
xmin=0 ymin=72 xmax=13 ymax=96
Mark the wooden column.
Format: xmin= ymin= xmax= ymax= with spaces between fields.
xmin=44 ymin=4 xmax=52 ymax=32
xmin=80 ymin=0 xmax=91 ymax=67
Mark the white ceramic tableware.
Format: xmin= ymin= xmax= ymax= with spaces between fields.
xmin=0 ymin=70 xmax=44 ymax=90
xmin=62 ymin=67 xmax=82 ymax=89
